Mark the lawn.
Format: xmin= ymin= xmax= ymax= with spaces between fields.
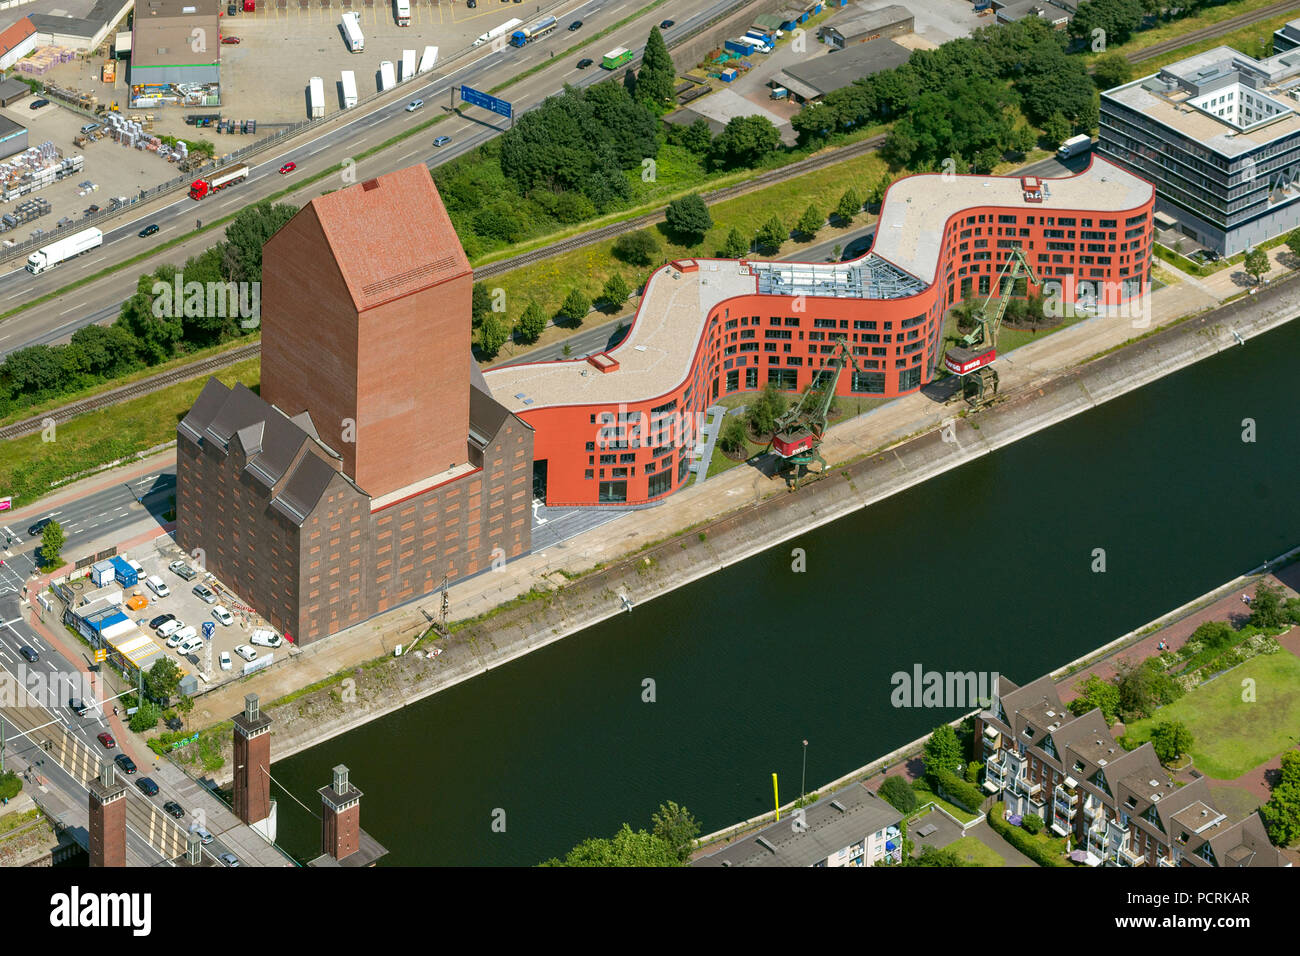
xmin=946 ymin=835 xmax=1006 ymax=867
xmin=1083 ymin=0 xmax=1294 ymax=65
xmin=0 ymin=356 xmax=261 ymax=510
xmin=1124 ymin=650 xmax=1300 ymax=780
xmin=914 ymin=794 xmax=980 ymax=826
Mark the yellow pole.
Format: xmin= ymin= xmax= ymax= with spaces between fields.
xmin=772 ymin=772 xmax=780 ymax=821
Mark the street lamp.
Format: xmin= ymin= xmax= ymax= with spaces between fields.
xmin=801 ymin=739 xmax=808 ymax=806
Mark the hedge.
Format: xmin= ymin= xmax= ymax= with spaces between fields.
xmin=987 ymin=802 xmax=1069 ymax=867
xmin=935 ymin=768 xmax=984 ymax=814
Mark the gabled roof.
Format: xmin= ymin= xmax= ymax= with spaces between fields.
xmin=0 ymin=17 xmax=35 ymax=57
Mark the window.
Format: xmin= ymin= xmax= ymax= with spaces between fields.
xmin=745 ymin=367 xmax=758 ymax=389
xmin=647 ymin=470 xmax=671 ymax=497
xmin=853 ymin=320 xmax=877 ymax=330
xmin=783 ymin=317 xmax=800 ymax=326
xmin=765 ymin=329 xmax=792 ymax=340
xmin=598 ymin=481 xmax=627 ymax=503
xmin=767 ymin=368 xmax=798 ymax=390
xmin=852 ymin=371 xmax=885 ymax=393
xmin=813 ymin=318 xmax=837 ymax=328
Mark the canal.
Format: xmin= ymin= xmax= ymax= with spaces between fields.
xmin=270 ymin=318 xmax=1300 ymax=865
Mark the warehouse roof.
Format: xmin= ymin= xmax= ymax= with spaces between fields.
xmin=777 ymin=38 xmax=912 ymax=98
xmin=0 ymin=17 xmax=35 ymax=56
xmin=821 ymin=3 xmax=912 ymax=39
xmin=130 ymin=0 xmax=220 ymax=68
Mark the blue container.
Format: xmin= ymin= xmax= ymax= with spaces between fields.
xmin=109 ymin=555 xmax=137 ymax=587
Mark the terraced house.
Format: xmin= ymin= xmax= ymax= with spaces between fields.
xmin=975 ymin=675 xmax=1287 ymax=868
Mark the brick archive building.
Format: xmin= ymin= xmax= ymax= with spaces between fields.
xmin=175 ymin=166 xmax=533 ymax=645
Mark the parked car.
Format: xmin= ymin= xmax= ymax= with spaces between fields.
xmin=27 ymin=516 xmax=53 ymax=537
xmin=146 ymin=575 xmax=170 ymax=598
xmin=278 ymin=162 xmax=296 ymax=174
xmin=168 ymin=560 xmax=197 ymax=580
xmin=138 ymin=224 xmax=159 ymax=238
xmin=149 ymin=613 xmax=176 ymax=630
xmin=568 ymin=19 xmax=582 ymax=30
xmin=163 ymin=801 xmax=185 ymax=818
xmin=433 ymin=135 xmax=451 ymax=147
xmin=219 ymin=852 xmax=240 ymax=867
xmin=576 ymin=58 xmax=593 ymax=69
xmin=221 ymin=35 xmax=240 ymax=44
xmin=97 ymin=732 xmax=116 ymax=749
xmin=114 ymin=754 xmax=137 ymax=775
xmin=190 ymin=825 xmax=214 ymax=845
xmin=165 ymin=629 xmax=189 ymax=649
xmin=176 ymin=635 xmax=204 ymax=656
xmin=212 ymin=605 xmax=234 ymax=626
xmin=136 ymin=777 xmax=160 ymax=796
xmin=233 ymin=644 xmax=258 ymax=663
xmin=405 ymin=99 xmax=424 ymax=112
xmin=19 ymin=646 xmax=38 ymax=664
xmin=219 ymin=650 xmax=232 ymax=671
xmin=192 ymin=583 xmax=217 ymax=604
xmin=157 ymin=619 xmax=183 ymax=639
xmin=250 ymin=629 xmax=282 ymax=648
xmin=29 ymin=98 xmax=50 ymax=110
xmin=467 ymin=0 xmax=475 ymax=7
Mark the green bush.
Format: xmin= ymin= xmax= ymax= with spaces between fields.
xmin=0 ymin=771 xmax=22 ymax=801
xmin=129 ymin=701 xmax=162 ymax=733
xmin=988 ymin=802 xmax=1068 ymax=867
xmin=934 ymin=768 xmax=983 ymax=814
xmin=1021 ymin=813 xmax=1043 ymax=835
xmin=878 ymin=775 xmax=918 ymax=814
xmin=965 ymin=760 xmax=984 ymax=785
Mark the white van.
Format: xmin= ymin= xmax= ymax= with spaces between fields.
xmin=171 ymin=625 xmax=197 ymax=645
xmin=157 ymin=619 xmax=183 ymax=638
xmin=250 ymin=628 xmax=282 ymax=648
xmin=176 ymin=635 xmax=203 ymax=655
xmin=233 ymin=644 xmax=258 ymax=662
xmin=211 ymin=605 xmax=234 ymax=626
xmin=146 ymin=575 xmax=170 ymax=598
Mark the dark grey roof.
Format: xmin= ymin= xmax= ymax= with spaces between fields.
xmin=822 ymin=3 xmax=913 ymax=38
xmin=272 ymin=452 xmax=338 ymax=525
xmin=780 ymin=39 xmax=912 ymax=98
xmin=178 ymin=377 xmax=234 ymax=444
xmin=28 ymin=14 xmax=101 ymax=39
xmin=308 ymin=829 xmax=389 ymax=867
xmin=469 ymin=383 xmax=511 ymax=445
xmin=695 ymin=783 xmax=900 ymax=868
xmin=469 ymin=354 xmax=489 ymax=395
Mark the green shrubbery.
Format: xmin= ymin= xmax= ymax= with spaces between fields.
xmin=933 ymin=768 xmax=984 ymax=814
xmin=878 ymin=775 xmax=918 ymax=814
xmin=988 ymin=802 xmax=1068 ymax=867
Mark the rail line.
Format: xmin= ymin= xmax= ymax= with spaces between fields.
xmin=1126 ymin=0 xmax=1299 ymax=64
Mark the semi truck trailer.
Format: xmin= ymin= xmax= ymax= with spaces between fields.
xmin=379 ymin=60 xmax=396 ymax=91
xmin=341 ymin=70 xmax=358 ymax=108
xmin=418 ymin=45 xmax=438 ymax=73
xmin=402 ymin=49 xmax=417 ymax=81
xmin=474 ymin=18 xmax=522 ymax=46
xmin=395 ymin=0 xmax=410 ymax=25
xmin=26 ymin=227 xmax=102 ymax=274
xmin=189 ymin=163 xmax=250 ymax=200
xmin=342 ymin=12 xmax=364 ymax=52
xmin=309 ymin=75 xmax=324 ymax=118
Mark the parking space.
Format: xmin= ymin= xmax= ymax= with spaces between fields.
xmin=856 ymin=0 xmax=983 ymax=46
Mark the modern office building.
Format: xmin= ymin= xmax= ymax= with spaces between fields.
xmin=1100 ymin=43 xmax=1300 ymax=254
xmin=175 ymin=165 xmax=532 ymax=644
xmin=484 ymin=157 xmax=1153 ymax=508
xmin=976 ymin=675 xmax=1288 ymax=867
xmin=129 ymin=0 xmax=222 ymax=107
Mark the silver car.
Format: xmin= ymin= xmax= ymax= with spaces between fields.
xmin=192 ymin=583 xmax=217 ymax=604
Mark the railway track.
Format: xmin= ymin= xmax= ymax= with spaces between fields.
xmin=1126 ymin=0 xmax=1300 ymax=64
xmin=0 ymin=342 xmax=262 ymax=442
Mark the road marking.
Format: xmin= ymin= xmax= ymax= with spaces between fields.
xmin=56 ymin=301 xmax=89 ymax=316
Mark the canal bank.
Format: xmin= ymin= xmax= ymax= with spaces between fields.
xmin=192 ymin=273 xmax=1300 ymax=790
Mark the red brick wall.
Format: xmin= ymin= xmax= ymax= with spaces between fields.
xmin=89 ymin=791 xmax=125 ymax=867
xmin=322 ymin=802 xmax=360 ymax=860
xmin=233 ymin=727 xmax=272 ymax=825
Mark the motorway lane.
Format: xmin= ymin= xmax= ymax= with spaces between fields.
xmin=0 ymin=0 xmax=740 ymax=359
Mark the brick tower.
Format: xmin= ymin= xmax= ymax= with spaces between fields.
xmin=88 ymin=760 xmax=127 ymax=867
xmin=319 ymin=764 xmax=362 ymax=861
xmin=260 ymin=164 xmax=474 ymax=499
xmin=232 ymin=693 xmax=272 ymax=825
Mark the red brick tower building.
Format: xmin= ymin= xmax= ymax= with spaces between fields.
xmin=319 ymin=764 xmax=362 ymax=861
xmin=88 ymin=761 xmax=127 ymax=867
xmin=232 ymin=693 xmax=272 ymax=825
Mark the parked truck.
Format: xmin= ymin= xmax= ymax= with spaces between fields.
xmin=341 ymin=11 xmax=364 ymax=52
xmin=418 ymin=45 xmax=438 ymax=74
xmin=395 ymin=0 xmax=410 ymax=25
xmin=26 ymin=227 xmax=102 ymax=274
xmin=308 ymin=75 xmax=324 ymax=118
xmin=341 ymin=70 xmax=358 ymax=108
xmin=402 ymin=49 xmax=417 ymax=81
xmin=474 ymin=17 xmax=522 ymax=46
xmin=189 ymin=163 xmax=250 ymax=200
xmin=1057 ymin=134 xmax=1092 ymax=160
xmin=379 ymin=60 xmax=396 ymax=91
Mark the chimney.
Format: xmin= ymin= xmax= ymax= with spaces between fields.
xmin=232 ymin=693 xmax=272 ymax=825
xmin=88 ymin=760 xmax=127 ymax=867
xmin=319 ymin=764 xmax=363 ymax=861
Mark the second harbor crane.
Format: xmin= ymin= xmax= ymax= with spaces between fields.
xmin=943 ymin=246 xmax=1039 ymax=408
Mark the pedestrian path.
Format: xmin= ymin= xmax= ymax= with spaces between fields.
xmin=690 ymin=404 xmax=727 ymax=483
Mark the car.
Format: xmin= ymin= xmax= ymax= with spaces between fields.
xmin=221 ymin=35 xmax=240 ymax=44
xmin=86 ymin=204 xmax=101 ymax=214
xmin=220 ymin=650 xmax=232 ymax=671
xmin=576 ymin=58 xmax=593 ymax=69
xmin=157 ymin=619 xmax=183 ymax=639
xmin=226 ymin=2 xmax=238 ymax=14
xmin=168 ymin=560 xmax=197 ymax=581
xmin=69 ymin=697 xmax=91 ymax=717
xmin=176 ymin=636 xmax=203 ymax=656
xmin=80 ymin=123 xmax=99 ymax=135
xmin=149 ymin=613 xmax=176 ymax=630
xmin=163 ymin=801 xmax=185 ymax=818
xmin=19 ymin=646 xmax=38 ymax=664
xmin=660 ymin=18 xmax=674 ymax=28
xmin=114 ymin=754 xmax=137 ymax=775
xmin=27 ymin=516 xmax=53 ymax=537
xmin=136 ymin=777 xmax=160 ymax=796
xmin=467 ymin=0 xmax=475 ymax=6
xmin=432 ymin=135 xmax=451 ymax=147
xmin=165 ymin=629 xmax=189 ymax=649
xmin=405 ymin=99 xmax=424 ymax=112
xmin=233 ymin=644 xmax=258 ymax=663
xmin=190 ymin=825 xmax=213 ymax=845
xmin=97 ymin=732 xmax=116 ymax=749
xmin=146 ymin=575 xmax=170 ymax=598
xmin=219 ymin=852 xmax=241 ymax=867
xmin=29 ymin=98 xmax=50 ymax=110
xmin=250 ymin=629 xmax=282 ymax=648
xmin=192 ymin=583 xmax=217 ymax=604
xmin=568 ymin=19 xmax=582 ymax=30
xmin=278 ymin=162 xmax=296 ymax=174
xmin=139 ymin=224 xmax=159 ymax=238
xmin=212 ymin=605 xmax=234 ymax=626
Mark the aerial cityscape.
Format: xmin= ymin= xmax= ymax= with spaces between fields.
xmin=0 ymin=0 xmax=1295 ymax=914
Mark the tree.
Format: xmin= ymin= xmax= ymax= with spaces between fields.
xmin=795 ymin=203 xmax=823 ymax=239
xmin=709 ymin=115 xmax=782 ymax=170
xmin=1285 ymin=229 xmax=1300 ymax=261
xmin=835 ymin=187 xmax=861 ymax=224
xmin=745 ymin=382 xmax=786 ymax=436
xmin=911 ymin=845 xmax=971 ymax=866
xmin=471 ymin=281 xmax=493 ymax=328
xmin=718 ymin=226 xmax=750 ymax=259
xmin=514 ymin=299 xmax=548 ymax=344
xmin=635 ymin=27 xmax=675 ymax=110
xmin=877 ymin=775 xmax=917 ymax=814
xmin=650 ymin=801 xmax=700 ymax=862
xmin=1250 ymin=581 xmax=1286 ymax=629
xmin=176 ymin=694 xmax=195 ymax=728
xmin=718 ymin=416 xmax=748 ymax=455
xmin=600 ymin=272 xmax=632 ymax=309
xmin=1021 ymin=813 xmax=1043 ymax=835
xmin=1115 ymin=658 xmax=1182 ymax=721
xmin=755 ymin=215 xmax=787 ymax=253
xmin=541 ymin=823 xmax=683 ymax=866
xmin=1244 ymin=248 xmax=1270 ymax=284
xmin=1069 ymin=0 xmax=1144 ymax=49
xmin=1260 ymin=751 xmax=1300 ymax=846
xmin=866 ymin=173 xmax=893 ymax=210
xmin=613 ymin=229 xmax=659 ymax=266
xmin=1093 ymin=50 xmax=1132 ymax=90
xmin=1068 ymin=674 xmax=1121 ymax=723
xmin=129 ymin=700 xmax=163 ymax=733
xmin=220 ymin=201 xmax=299 ymax=283
xmin=478 ymin=311 xmax=508 ymax=358
xmin=664 ymin=193 xmax=712 ymax=241
xmin=1190 ymin=620 xmax=1235 ymax=653
xmin=1041 ymin=113 xmax=1071 ymax=149
xmin=145 ymin=658 xmax=183 ymax=703
xmin=0 ymin=770 xmax=22 ymax=801
xmin=39 ymin=520 xmax=65 ymax=572
xmin=556 ymin=288 xmax=590 ymax=327
xmin=1149 ymin=720 xmax=1193 ymax=764
xmin=923 ymin=724 xmax=962 ymax=781
xmin=666 ymin=117 xmax=713 ymax=155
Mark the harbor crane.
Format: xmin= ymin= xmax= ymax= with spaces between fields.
xmin=943 ymin=246 xmax=1039 ymax=408
xmin=768 ymin=339 xmax=857 ymax=489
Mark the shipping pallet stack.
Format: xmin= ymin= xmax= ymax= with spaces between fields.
xmin=0 ymin=143 xmax=84 ymax=202
xmin=0 ymin=197 xmax=52 ymax=234
xmin=102 ymin=112 xmax=190 ymax=164
xmin=18 ymin=46 xmax=76 ymax=76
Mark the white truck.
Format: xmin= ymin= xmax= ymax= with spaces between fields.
xmin=341 ymin=11 xmax=364 ymax=52
xmin=395 ymin=0 xmax=410 ymax=26
xmin=474 ymin=17 xmax=522 ymax=46
xmin=26 ymin=227 xmax=102 ymax=274
xmin=341 ymin=70 xmax=358 ymax=108
xmin=1057 ymin=134 xmax=1092 ymax=160
xmin=418 ymin=45 xmax=438 ymax=74
xmin=308 ymin=76 xmax=325 ymax=119
xmin=379 ymin=60 xmax=396 ymax=91
xmin=402 ymin=49 xmax=417 ymax=82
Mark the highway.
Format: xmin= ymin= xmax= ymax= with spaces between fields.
xmin=0 ymin=0 xmax=740 ymax=359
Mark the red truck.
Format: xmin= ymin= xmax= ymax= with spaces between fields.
xmin=189 ymin=163 xmax=250 ymax=200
